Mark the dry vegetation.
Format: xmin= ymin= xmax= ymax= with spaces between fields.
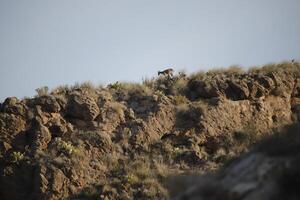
xmin=0 ymin=61 xmax=300 ymax=200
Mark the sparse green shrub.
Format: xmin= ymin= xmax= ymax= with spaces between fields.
xmin=125 ymin=173 xmax=140 ymax=185
xmin=108 ymin=81 xmax=122 ymax=90
xmin=57 ymin=139 xmax=78 ymax=155
xmin=11 ymin=151 xmax=25 ymax=164
xmin=154 ymin=90 xmax=165 ymax=100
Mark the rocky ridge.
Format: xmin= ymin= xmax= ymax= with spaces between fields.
xmin=0 ymin=61 xmax=299 ymax=200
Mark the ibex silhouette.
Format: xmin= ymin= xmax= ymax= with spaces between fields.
xmin=158 ymin=68 xmax=174 ymax=79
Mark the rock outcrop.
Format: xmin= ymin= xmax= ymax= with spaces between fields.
xmin=0 ymin=61 xmax=299 ymax=200
xmin=172 ymin=123 xmax=300 ymax=200
xmin=66 ymin=92 xmax=100 ymax=121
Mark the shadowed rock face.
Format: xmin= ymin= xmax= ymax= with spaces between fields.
xmin=186 ymin=70 xmax=295 ymax=101
xmin=0 ymin=62 xmax=300 ymax=200
xmin=1 ymin=97 xmax=26 ymax=117
xmin=171 ymin=124 xmax=300 ymax=200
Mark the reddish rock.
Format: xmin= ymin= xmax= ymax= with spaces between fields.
xmin=66 ymin=93 xmax=100 ymax=121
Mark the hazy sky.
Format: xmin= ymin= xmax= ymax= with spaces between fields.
xmin=1 ymin=0 xmax=300 ymax=101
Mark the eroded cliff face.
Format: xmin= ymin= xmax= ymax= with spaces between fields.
xmin=0 ymin=62 xmax=299 ymax=200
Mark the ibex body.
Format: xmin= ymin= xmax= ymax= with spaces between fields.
xmin=158 ymin=68 xmax=174 ymax=79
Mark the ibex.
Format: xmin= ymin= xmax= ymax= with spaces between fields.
xmin=158 ymin=68 xmax=174 ymax=79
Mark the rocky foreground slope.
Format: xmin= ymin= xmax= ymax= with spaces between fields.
xmin=0 ymin=62 xmax=300 ymax=200
xmin=171 ymin=123 xmax=300 ymax=200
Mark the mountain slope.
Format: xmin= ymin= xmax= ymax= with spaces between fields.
xmin=0 ymin=61 xmax=299 ymax=200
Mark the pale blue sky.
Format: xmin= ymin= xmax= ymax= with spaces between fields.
xmin=1 ymin=0 xmax=300 ymax=101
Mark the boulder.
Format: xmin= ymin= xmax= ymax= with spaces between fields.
xmin=28 ymin=118 xmax=51 ymax=150
xmin=66 ymin=93 xmax=100 ymax=121
xmin=35 ymin=95 xmax=61 ymax=113
xmin=3 ymin=97 xmax=18 ymax=105
xmin=55 ymin=95 xmax=68 ymax=113
xmin=176 ymin=150 xmax=204 ymax=165
xmin=51 ymin=169 xmax=69 ymax=194
xmin=257 ymin=75 xmax=275 ymax=90
xmin=0 ymin=113 xmax=26 ymax=139
xmin=268 ymin=72 xmax=295 ymax=97
xmin=226 ymin=80 xmax=250 ymax=100
xmin=187 ymin=79 xmax=220 ymax=99
xmin=248 ymin=82 xmax=267 ymax=99
xmin=292 ymin=78 xmax=300 ymax=97
xmin=2 ymin=97 xmax=26 ymax=116
xmin=96 ymin=101 xmax=126 ymax=132
xmin=32 ymin=165 xmax=48 ymax=199
xmin=47 ymin=113 xmax=73 ymax=137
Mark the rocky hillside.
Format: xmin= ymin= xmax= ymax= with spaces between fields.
xmin=171 ymin=123 xmax=300 ymax=200
xmin=0 ymin=61 xmax=299 ymax=200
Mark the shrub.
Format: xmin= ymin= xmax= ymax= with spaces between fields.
xmin=110 ymin=102 xmax=125 ymax=116
xmin=71 ymin=81 xmax=96 ymax=91
xmin=154 ymin=90 xmax=165 ymax=101
xmin=109 ymin=82 xmax=153 ymax=101
xmin=225 ymin=65 xmax=245 ymax=75
xmin=190 ymin=71 xmax=206 ymax=80
xmin=51 ymin=84 xmax=70 ymax=95
xmin=171 ymin=77 xmax=189 ymax=96
xmin=248 ymin=61 xmax=300 ymax=77
xmin=206 ymin=65 xmax=244 ymax=77
xmin=175 ymin=103 xmax=203 ymax=130
xmin=141 ymin=177 xmax=169 ymax=198
xmin=35 ymin=86 xmax=49 ymax=96
xmin=11 ymin=151 xmax=25 ymax=164
xmin=108 ymin=81 xmax=122 ymax=90
xmin=121 ymin=82 xmax=152 ymax=96
xmin=233 ymin=122 xmax=262 ymax=152
xmin=173 ymin=95 xmax=188 ymax=105
xmin=142 ymin=77 xmax=156 ymax=90
xmin=78 ymin=130 xmax=100 ymax=141
xmin=57 ymin=139 xmax=78 ymax=155
xmin=125 ymin=173 xmax=140 ymax=185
